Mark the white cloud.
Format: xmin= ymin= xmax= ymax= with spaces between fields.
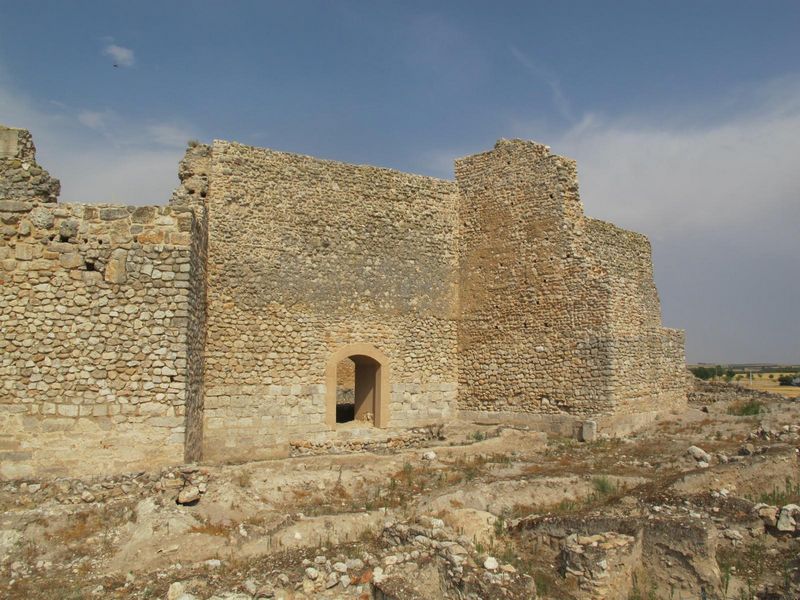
xmin=77 ymin=109 xmax=114 ymax=131
xmin=420 ymin=76 xmax=800 ymax=362
xmin=425 ymin=77 xmax=800 ymax=244
xmin=102 ymin=44 xmax=135 ymax=67
xmin=551 ymin=90 xmax=800 ymax=240
xmin=146 ymin=123 xmax=195 ymax=148
xmin=0 ymin=69 xmax=195 ymax=205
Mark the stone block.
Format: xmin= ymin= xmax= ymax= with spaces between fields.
xmin=59 ymin=252 xmax=84 ymax=269
xmin=137 ymin=230 xmax=165 ymax=244
xmin=0 ymin=200 xmax=32 ymax=212
xmin=579 ymin=420 xmax=597 ymax=443
xmin=100 ymin=207 xmax=130 ymax=221
xmin=59 ymin=219 xmax=79 ymax=240
xmin=14 ymin=243 xmax=35 ymax=260
xmin=57 ymin=404 xmax=79 ymax=417
xmin=131 ymin=206 xmax=157 ymax=224
xmin=104 ymin=249 xmax=128 ymax=284
xmin=0 ymin=126 xmax=20 ymax=158
xmin=28 ymin=206 xmax=54 ymax=229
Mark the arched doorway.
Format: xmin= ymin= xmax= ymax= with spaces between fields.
xmin=325 ymin=343 xmax=390 ymax=428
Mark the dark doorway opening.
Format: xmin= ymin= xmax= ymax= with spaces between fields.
xmin=335 ymin=355 xmax=379 ymax=425
xmin=335 ymin=357 xmax=355 ymax=423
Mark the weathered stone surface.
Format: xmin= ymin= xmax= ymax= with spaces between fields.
xmin=58 ymin=252 xmax=84 ymax=269
xmin=560 ymin=531 xmax=642 ymax=599
xmin=753 ymin=503 xmax=779 ymax=527
xmin=99 ymin=207 xmax=129 ymax=221
xmin=777 ymin=504 xmax=800 ymax=532
xmin=688 ymin=446 xmax=711 ymax=463
xmin=58 ymin=219 xmax=78 ymax=240
xmin=0 ymin=200 xmax=32 ymax=212
xmin=0 ymin=126 xmax=59 ymax=202
xmin=579 ymin=420 xmax=597 ymax=442
xmin=28 ymin=206 xmax=54 ymax=229
xmin=176 ymin=485 xmax=201 ymax=505
xmin=104 ymin=249 xmax=128 ymax=284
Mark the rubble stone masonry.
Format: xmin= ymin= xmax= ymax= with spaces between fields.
xmin=0 ymin=125 xmax=686 ymax=477
xmin=456 ymin=141 xmax=685 ymax=431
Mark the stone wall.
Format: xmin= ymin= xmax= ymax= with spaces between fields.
xmin=456 ymin=140 xmax=685 ymax=422
xmin=0 ymin=126 xmax=59 ymax=206
xmin=1 ymin=125 xmax=686 ymax=477
xmin=456 ymin=141 xmax=614 ymax=417
xmin=201 ymin=142 xmax=460 ymax=462
xmin=584 ymin=219 xmax=686 ymax=415
xmin=169 ymin=142 xmax=211 ymax=462
xmin=0 ymin=132 xmax=202 ymax=478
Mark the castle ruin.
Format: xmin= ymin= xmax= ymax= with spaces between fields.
xmin=0 ymin=125 xmax=686 ymax=478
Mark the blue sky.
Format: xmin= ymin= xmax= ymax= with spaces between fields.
xmin=1 ymin=1 xmax=798 ymax=363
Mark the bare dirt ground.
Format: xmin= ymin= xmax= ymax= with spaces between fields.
xmin=1 ymin=380 xmax=799 ymax=599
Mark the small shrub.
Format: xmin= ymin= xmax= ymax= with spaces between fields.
xmin=471 ymin=430 xmax=486 ymax=442
xmin=757 ymin=478 xmax=800 ymax=506
xmin=493 ymin=515 xmax=506 ymax=538
xmin=592 ymin=475 xmax=615 ymax=495
xmin=534 ymin=571 xmax=556 ymax=596
xmin=728 ymin=400 xmax=762 ymax=416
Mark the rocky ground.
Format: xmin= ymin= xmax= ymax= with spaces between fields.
xmin=1 ymin=380 xmax=799 ymax=599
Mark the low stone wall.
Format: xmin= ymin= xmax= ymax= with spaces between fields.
xmin=688 ymin=377 xmax=787 ymax=405
xmin=560 ymin=531 xmax=642 ymax=599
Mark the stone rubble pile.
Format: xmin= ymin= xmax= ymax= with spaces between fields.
xmin=289 ymin=427 xmax=440 ymax=456
xmin=687 ymin=377 xmax=789 ymax=405
xmin=753 ymin=502 xmax=800 ymax=533
xmin=560 ymin=531 xmax=641 ymax=600
xmin=748 ymin=424 xmax=800 ymax=442
xmin=0 ymin=465 xmax=210 ymax=507
xmin=159 ymin=514 xmax=531 ymax=599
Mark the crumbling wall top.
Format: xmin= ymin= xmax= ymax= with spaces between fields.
xmin=0 ymin=125 xmax=34 ymax=161
xmin=0 ymin=124 xmax=60 ymax=204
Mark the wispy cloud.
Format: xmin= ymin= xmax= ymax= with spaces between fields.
xmin=402 ymin=14 xmax=487 ymax=89
xmin=510 ymin=46 xmax=575 ymax=123
xmin=77 ymin=109 xmax=114 ymax=131
xmin=102 ymin=43 xmax=135 ymax=67
xmin=145 ymin=123 xmax=195 ymax=148
xmin=0 ymin=68 xmax=199 ymax=204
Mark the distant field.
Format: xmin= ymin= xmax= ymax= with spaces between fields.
xmin=690 ymin=364 xmax=800 ymax=399
xmin=732 ymin=372 xmax=800 ymax=399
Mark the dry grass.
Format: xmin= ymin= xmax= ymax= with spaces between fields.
xmin=189 ymin=520 xmax=232 ymax=537
xmin=49 ymin=512 xmax=102 ymax=544
xmin=736 ymin=372 xmax=800 ymax=399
